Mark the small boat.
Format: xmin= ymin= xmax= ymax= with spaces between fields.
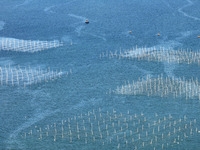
xmin=129 ymin=31 xmax=132 ymax=34
xmin=157 ymin=33 xmax=160 ymax=36
xmin=198 ymin=35 xmax=200 ymax=38
xmin=85 ymin=20 xmax=89 ymax=24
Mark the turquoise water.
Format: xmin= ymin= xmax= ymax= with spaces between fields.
xmin=0 ymin=0 xmax=200 ymax=149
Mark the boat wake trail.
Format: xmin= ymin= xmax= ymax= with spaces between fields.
xmin=44 ymin=6 xmax=55 ymax=14
xmin=85 ymin=32 xmax=107 ymax=41
xmin=164 ymin=62 xmax=177 ymax=78
xmin=75 ymin=26 xmax=85 ymax=36
xmin=9 ymin=110 xmax=58 ymax=138
xmin=161 ymin=0 xmax=175 ymax=16
xmin=14 ymin=0 xmax=33 ymax=9
xmin=68 ymin=14 xmax=87 ymax=22
xmin=0 ymin=21 xmax=5 ymax=31
xmin=134 ymin=65 xmax=153 ymax=77
xmin=148 ymin=40 xmax=181 ymax=78
xmin=6 ymin=109 xmax=59 ymax=149
xmin=43 ymin=0 xmax=76 ymax=14
xmin=178 ymin=0 xmax=200 ymax=21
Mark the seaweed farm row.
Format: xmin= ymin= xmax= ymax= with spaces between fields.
xmin=0 ymin=65 xmax=72 ymax=87
xmin=100 ymin=47 xmax=200 ymax=66
xmin=108 ymin=75 xmax=200 ymax=100
xmin=0 ymin=37 xmax=63 ymax=53
xmin=20 ymin=108 xmax=200 ymax=150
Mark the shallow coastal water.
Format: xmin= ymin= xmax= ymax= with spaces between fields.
xmin=0 ymin=0 xmax=200 ymax=149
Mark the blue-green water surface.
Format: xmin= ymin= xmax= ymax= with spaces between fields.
xmin=0 ymin=0 xmax=200 ymax=149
